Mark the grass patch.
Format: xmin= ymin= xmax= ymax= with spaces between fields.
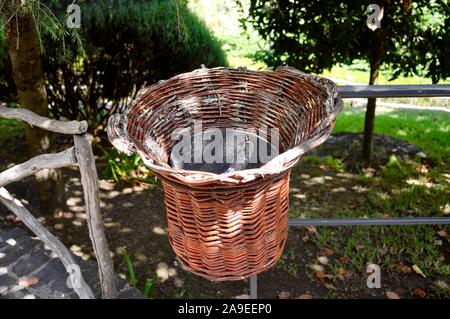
xmin=298 ymin=154 xmax=450 ymax=297
xmin=276 ymin=249 xmax=299 ymax=278
xmin=318 ymin=223 xmax=448 ymax=275
xmin=0 ymin=118 xmax=24 ymax=145
xmin=292 ymin=151 xmax=449 ymax=297
xmin=333 ymin=106 xmax=450 ymax=162
xmin=321 ymin=62 xmax=450 ymax=85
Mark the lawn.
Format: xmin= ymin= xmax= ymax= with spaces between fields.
xmin=322 ymin=62 xmax=450 ymax=85
xmin=286 ymin=150 xmax=450 ymax=297
xmin=334 ymin=104 xmax=450 ymax=162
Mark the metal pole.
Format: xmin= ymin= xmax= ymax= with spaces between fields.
xmin=289 ymin=217 xmax=450 ymax=227
xmin=250 ymin=275 xmax=258 ymax=299
xmin=337 ymin=84 xmax=450 ymax=98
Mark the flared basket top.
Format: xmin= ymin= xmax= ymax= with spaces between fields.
xmin=107 ymin=66 xmax=342 ymax=187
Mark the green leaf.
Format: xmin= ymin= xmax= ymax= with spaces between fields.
xmin=122 ymin=250 xmax=137 ymax=288
xmin=143 ymin=278 xmax=155 ymax=298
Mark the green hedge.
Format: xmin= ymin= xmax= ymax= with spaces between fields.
xmin=1 ymin=0 xmax=226 ymax=134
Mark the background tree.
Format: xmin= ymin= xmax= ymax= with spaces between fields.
xmin=242 ymin=0 xmax=450 ymax=163
xmin=1 ymin=0 xmax=226 ymax=137
xmin=0 ymin=0 xmax=66 ymax=213
xmin=0 ymin=0 xmax=225 ymax=210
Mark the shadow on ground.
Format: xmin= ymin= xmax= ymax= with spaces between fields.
xmin=1 ymin=133 xmax=449 ymax=299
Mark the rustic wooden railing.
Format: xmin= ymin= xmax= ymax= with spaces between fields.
xmin=0 ymin=105 xmax=117 ymax=299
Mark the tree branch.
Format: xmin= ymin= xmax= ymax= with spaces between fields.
xmin=0 ymin=104 xmax=88 ymax=134
xmin=0 ymin=147 xmax=78 ymax=187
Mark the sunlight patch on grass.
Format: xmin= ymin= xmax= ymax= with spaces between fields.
xmin=334 ymin=105 xmax=450 ymax=161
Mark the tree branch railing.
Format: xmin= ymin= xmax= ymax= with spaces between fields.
xmin=0 ymin=187 xmax=94 ymax=299
xmin=0 ymin=105 xmax=116 ymax=299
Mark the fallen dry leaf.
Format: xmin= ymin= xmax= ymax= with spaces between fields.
xmin=234 ymin=294 xmax=250 ymax=299
xmin=296 ymin=293 xmax=313 ymax=299
xmin=337 ymin=270 xmax=345 ymax=281
xmin=338 ymin=267 xmax=346 ymax=275
xmin=6 ymin=214 xmax=18 ymax=222
xmin=54 ymin=211 xmax=65 ymax=218
xmin=317 ymin=256 xmax=329 ymax=265
xmin=416 ymin=164 xmax=429 ymax=174
xmin=437 ymin=230 xmax=448 ymax=238
xmin=412 ymin=287 xmax=427 ymax=298
xmin=18 ymin=277 xmax=39 ymax=287
xmin=400 ymin=265 xmax=412 ymax=274
xmin=278 ymin=291 xmax=291 ymax=299
xmin=440 ymin=203 xmax=450 ymax=215
xmin=338 ymin=256 xmax=349 ymax=263
xmin=386 ymin=291 xmax=400 ymax=299
xmin=132 ymin=180 xmax=142 ymax=187
xmin=412 ymin=264 xmax=427 ymax=278
xmin=309 ymin=264 xmax=325 ymax=272
xmin=319 ymin=247 xmax=334 ymax=256
xmin=314 ymin=271 xmax=333 ymax=281
xmin=336 ymin=267 xmax=352 ymax=281
xmin=306 ymin=226 xmax=318 ymax=234
xmin=324 ymin=283 xmax=337 ymax=290
xmin=302 ymin=235 xmax=310 ymax=243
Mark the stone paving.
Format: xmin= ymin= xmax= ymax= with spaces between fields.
xmin=0 ymin=227 xmax=142 ymax=299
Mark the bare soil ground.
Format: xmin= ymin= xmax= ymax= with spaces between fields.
xmin=1 ymin=133 xmax=448 ymax=299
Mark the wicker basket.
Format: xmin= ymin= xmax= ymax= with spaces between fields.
xmin=107 ymin=66 xmax=342 ymax=281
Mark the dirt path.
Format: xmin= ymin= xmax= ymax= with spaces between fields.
xmin=1 ymin=133 xmax=448 ymax=299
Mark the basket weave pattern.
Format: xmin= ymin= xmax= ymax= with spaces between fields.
xmin=108 ymin=66 xmax=342 ymax=281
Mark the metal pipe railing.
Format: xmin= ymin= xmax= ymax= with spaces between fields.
xmin=249 ymin=84 xmax=450 ymax=299
xmin=288 ymin=217 xmax=450 ymax=226
xmin=337 ymin=84 xmax=450 ymax=98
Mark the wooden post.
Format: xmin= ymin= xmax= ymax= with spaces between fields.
xmin=73 ymin=134 xmax=117 ymax=299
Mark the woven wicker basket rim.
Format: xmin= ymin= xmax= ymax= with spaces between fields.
xmin=108 ymin=66 xmax=343 ymax=186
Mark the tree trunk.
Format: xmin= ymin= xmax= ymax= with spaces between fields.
xmin=362 ymin=22 xmax=387 ymax=165
xmin=3 ymin=1 xmax=65 ymax=213
xmin=362 ymin=68 xmax=379 ymax=164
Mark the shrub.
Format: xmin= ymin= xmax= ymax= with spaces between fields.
xmin=100 ymin=146 xmax=158 ymax=184
xmin=1 ymin=0 xmax=226 ymax=134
